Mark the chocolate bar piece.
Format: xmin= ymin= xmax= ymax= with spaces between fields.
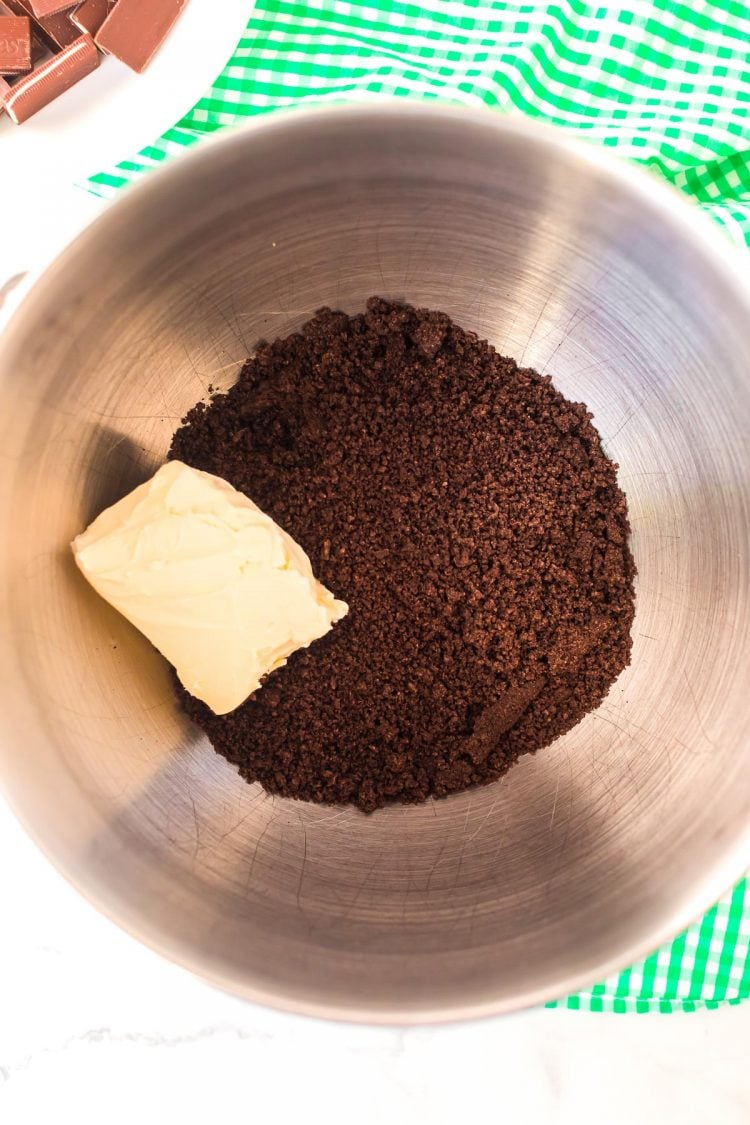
xmin=71 ymin=0 xmax=114 ymax=36
xmin=0 ymin=46 xmax=13 ymax=117
xmin=23 ymin=1 xmax=77 ymax=48
xmin=3 ymin=32 xmax=97 ymax=122
xmin=26 ymin=4 xmax=77 ymax=48
xmin=0 ymin=2 xmax=13 ymax=106
xmin=0 ymin=0 xmax=47 ymax=62
xmin=0 ymin=15 xmax=31 ymax=72
xmin=2 ymin=0 xmax=78 ymax=49
xmin=26 ymin=0 xmax=77 ymax=16
xmin=96 ymin=0 xmax=184 ymax=73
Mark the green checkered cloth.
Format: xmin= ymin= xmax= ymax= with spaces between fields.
xmin=88 ymin=1 xmax=750 ymax=1011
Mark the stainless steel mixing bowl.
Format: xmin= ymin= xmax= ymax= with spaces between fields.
xmin=1 ymin=106 xmax=749 ymax=1023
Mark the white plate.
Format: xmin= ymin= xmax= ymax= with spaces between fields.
xmin=0 ymin=0 xmax=251 ymax=184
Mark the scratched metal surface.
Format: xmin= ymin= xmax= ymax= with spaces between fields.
xmin=0 ymin=107 xmax=749 ymax=1023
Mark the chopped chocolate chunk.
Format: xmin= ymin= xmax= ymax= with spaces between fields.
xmin=3 ymin=32 xmax=97 ymax=122
xmin=0 ymin=15 xmax=32 ymax=74
xmin=71 ymin=0 xmax=116 ymax=36
xmin=26 ymin=0 xmax=76 ymax=17
xmin=95 ymin=0 xmax=184 ymax=73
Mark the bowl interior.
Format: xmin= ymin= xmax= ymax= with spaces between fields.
xmin=1 ymin=108 xmax=749 ymax=1021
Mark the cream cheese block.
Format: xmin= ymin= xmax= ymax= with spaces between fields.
xmin=72 ymin=460 xmax=348 ymax=714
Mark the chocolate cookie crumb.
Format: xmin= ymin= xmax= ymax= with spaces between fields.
xmin=169 ymin=298 xmax=635 ymax=812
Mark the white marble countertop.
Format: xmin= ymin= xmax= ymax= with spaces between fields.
xmin=2 ymin=797 xmax=749 ymax=1125
xmin=2 ymin=51 xmax=750 ymax=1125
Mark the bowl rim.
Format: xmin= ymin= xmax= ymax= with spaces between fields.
xmin=1 ymin=101 xmax=749 ymax=1026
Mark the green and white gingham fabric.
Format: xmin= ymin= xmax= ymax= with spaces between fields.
xmin=88 ymin=1 xmax=750 ymax=1011
xmin=88 ymin=0 xmax=750 ymax=253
